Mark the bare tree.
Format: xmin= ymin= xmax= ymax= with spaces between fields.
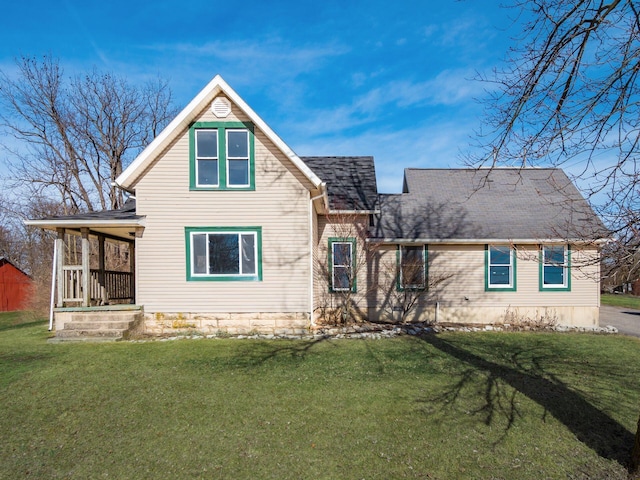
xmin=475 ymin=1 xmax=640 ymax=472
xmin=475 ymin=1 xmax=639 ymax=232
xmin=0 ymin=55 xmax=176 ymax=212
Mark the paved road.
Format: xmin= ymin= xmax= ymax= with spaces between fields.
xmin=599 ymin=305 xmax=640 ymax=338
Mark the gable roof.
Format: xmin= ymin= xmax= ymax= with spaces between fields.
xmin=374 ymin=168 xmax=608 ymax=243
xmin=301 ymin=156 xmax=378 ymax=212
xmin=116 ymin=75 xmax=322 ymax=191
xmin=0 ymin=257 xmax=31 ymax=278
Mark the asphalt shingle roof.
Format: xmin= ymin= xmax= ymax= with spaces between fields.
xmin=301 ymin=156 xmax=378 ymax=211
xmin=38 ymin=198 xmax=141 ymax=222
xmin=374 ymin=168 xmax=607 ymax=241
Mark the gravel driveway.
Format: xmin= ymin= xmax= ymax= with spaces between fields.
xmin=599 ymin=305 xmax=640 ymax=338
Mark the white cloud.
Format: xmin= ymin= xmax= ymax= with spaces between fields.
xmin=280 ymin=71 xmax=484 ymax=139
xmin=292 ymin=117 xmax=478 ymax=193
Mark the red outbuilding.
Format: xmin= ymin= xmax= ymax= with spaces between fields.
xmin=0 ymin=257 xmax=32 ymax=311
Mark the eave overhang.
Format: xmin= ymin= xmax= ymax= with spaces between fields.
xmin=24 ymin=218 xmax=145 ymax=242
xmin=368 ymin=237 xmax=610 ymax=245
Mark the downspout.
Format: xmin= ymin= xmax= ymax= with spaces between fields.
xmin=49 ymin=241 xmax=57 ymax=331
xmin=309 ymin=183 xmax=328 ymax=327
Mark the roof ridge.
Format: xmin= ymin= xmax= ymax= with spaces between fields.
xmin=404 ymin=167 xmax=563 ymax=171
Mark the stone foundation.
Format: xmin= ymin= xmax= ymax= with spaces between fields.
xmin=366 ymin=305 xmax=599 ymax=328
xmin=143 ymin=311 xmax=311 ymax=336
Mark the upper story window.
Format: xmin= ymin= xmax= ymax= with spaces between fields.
xmin=190 ymin=122 xmax=255 ymax=190
xmin=540 ymin=245 xmax=570 ymax=291
xmin=485 ymin=245 xmax=516 ymax=291
xmin=399 ymin=245 xmax=426 ymax=290
xmin=195 ymin=129 xmax=219 ymax=186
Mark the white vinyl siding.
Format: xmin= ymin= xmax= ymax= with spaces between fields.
xmin=134 ymin=102 xmax=315 ymax=313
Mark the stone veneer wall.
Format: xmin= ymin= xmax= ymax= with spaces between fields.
xmin=143 ymin=312 xmax=311 ymax=336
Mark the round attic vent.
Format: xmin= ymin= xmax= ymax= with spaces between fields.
xmin=211 ymin=96 xmax=231 ymax=118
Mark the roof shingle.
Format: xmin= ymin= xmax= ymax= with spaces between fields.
xmin=301 ymin=156 xmax=378 ymax=211
xmin=375 ymin=168 xmax=607 ymax=241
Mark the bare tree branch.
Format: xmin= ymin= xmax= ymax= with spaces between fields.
xmin=0 ymin=55 xmax=177 ymax=213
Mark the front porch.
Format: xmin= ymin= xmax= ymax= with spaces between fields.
xmin=25 ymin=200 xmax=145 ymax=341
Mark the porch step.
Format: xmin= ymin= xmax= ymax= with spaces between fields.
xmin=54 ymin=309 xmax=143 ymax=342
xmin=57 ymin=329 xmax=127 ymax=339
xmin=65 ymin=320 xmax=137 ymax=331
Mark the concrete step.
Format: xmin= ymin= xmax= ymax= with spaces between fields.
xmin=57 ymin=329 xmax=124 ymax=339
xmin=55 ymin=309 xmax=143 ymax=342
xmin=65 ymin=320 xmax=136 ymax=330
xmin=70 ymin=313 xmax=141 ymax=323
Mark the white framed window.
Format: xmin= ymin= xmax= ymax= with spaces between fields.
xmin=226 ymin=129 xmax=250 ymax=187
xmin=399 ymin=245 xmax=426 ymax=290
xmin=186 ymin=227 xmax=262 ymax=281
xmin=190 ymin=122 xmax=254 ymax=190
xmin=329 ymin=238 xmax=356 ymax=292
xmin=486 ymin=245 xmax=516 ymax=291
xmin=195 ymin=129 xmax=218 ymax=187
xmin=540 ymin=245 xmax=570 ymax=290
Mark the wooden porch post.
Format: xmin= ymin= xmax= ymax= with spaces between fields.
xmin=55 ymin=228 xmax=65 ymax=307
xmin=81 ymin=228 xmax=91 ymax=307
xmin=98 ymin=235 xmax=107 ymax=304
xmin=129 ymin=240 xmax=136 ymax=303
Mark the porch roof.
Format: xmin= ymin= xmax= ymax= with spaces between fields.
xmin=24 ymin=199 xmax=144 ymax=242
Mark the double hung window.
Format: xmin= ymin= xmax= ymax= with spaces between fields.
xmin=540 ymin=245 xmax=570 ymax=290
xmin=195 ymin=129 xmax=219 ymax=186
xmin=328 ymin=238 xmax=356 ymax=292
xmin=186 ymin=227 xmax=262 ymax=281
xmin=485 ymin=245 xmax=516 ymax=291
xmin=399 ymin=245 xmax=426 ymax=290
xmin=190 ymin=122 xmax=254 ymax=190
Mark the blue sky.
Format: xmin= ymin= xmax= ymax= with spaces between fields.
xmin=0 ymin=0 xmax=517 ymax=193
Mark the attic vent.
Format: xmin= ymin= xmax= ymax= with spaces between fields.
xmin=211 ymin=97 xmax=231 ymax=118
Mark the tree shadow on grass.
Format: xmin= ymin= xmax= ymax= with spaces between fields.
xmin=417 ymin=333 xmax=634 ymax=470
xmin=215 ymin=336 xmax=333 ymax=369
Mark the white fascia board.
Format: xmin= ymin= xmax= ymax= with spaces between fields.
xmin=116 ymin=75 xmax=322 ymax=190
xmin=329 ymin=210 xmax=380 ymax=215
xmin=116 ymin=76 xmax=224 ymax=190
xmin=368 ymin=238 xmax=609 ymax=245
xmin=215 ymin=76 xmax=323 ymax=189
xmin=24 ymin=218 xmax=145 ymax=229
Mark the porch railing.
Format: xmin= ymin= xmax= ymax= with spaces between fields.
xmin=62 ymin=266 xmax=133 ymax=304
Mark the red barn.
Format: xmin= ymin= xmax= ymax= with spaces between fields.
xmin=0 ymin=257 xmax=32 ymax=311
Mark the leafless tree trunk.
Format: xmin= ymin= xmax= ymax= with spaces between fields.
xmin=631 ymin=414 xmax=640 ymax=477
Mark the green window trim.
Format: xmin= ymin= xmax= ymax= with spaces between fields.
xmin=185 ymin=226 xmax=262 ymax=281
xmin=485 ymin=245 xmax=517 ymax=292
xmin=189 ymin=121 xmax=255 ymax=191
xmin=396 ymin=245 xmax=428 ymax=291
xmin=328 ymin=237 xmax=357 ymax=293
xmin=539 ymin=244 xmax=571 ymax=292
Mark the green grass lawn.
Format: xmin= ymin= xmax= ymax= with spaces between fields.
xmin=602 ymin=293 xmax=640 ymax=310
xmin=1 ymin=312 xmax=639 ymax=479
